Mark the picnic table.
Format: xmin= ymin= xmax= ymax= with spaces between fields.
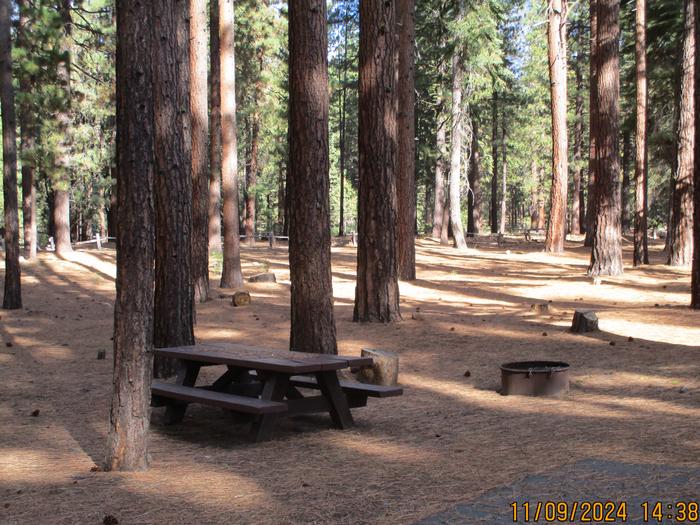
xmin=151 ymin=342 xmax=403 ymax=442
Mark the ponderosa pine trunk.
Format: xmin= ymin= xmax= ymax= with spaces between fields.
xmin=668 ymin=0 xmax=696 ymax=267
xmin=431 ymin=109 xmax=447 ymax=240
xmin=152 ymin=0 xmax=195 ymax=378
xmin=585 ymin=0 xmax=599 ymax=247
xmin=499 ymin=112 xmax=507 ymax=235
xmin=54 ymin=0 xmax=73 ymax=258
xmin=588 ymin=0 xmax=623 ymax=277
xmin=1 ymin=0 xmax=21 ymax=310
xmin=396 ymin=0 xmax=417 ymax=278
xmin=17 ymin=0 xmax=36 ymax=260
xmin=692 ymin=0 xmax=700 ymax=308
xmin=634 ymin=0 xmax=649 ymax=266
xmin=105 ymin=0 xmax=155 ymax=471
xmin=449 ymin=13 xmax=468 ymax=250
xmin=491 ymin=85 xmax=499 ymax=234
xmin=245 ymin=110 xmax=261 ymax=246
xmin=288 ymin=0 xmax=337 ymax=353
xmin=219 ymin=0 xmax=244 ymax=288
xmin=208 ymin=0 xmax=222 ymax=254
xmin=545 ymin=0 xmax=569 ymax=253
xmin=572 ymin=18 xmax=584 ymax=236
xmin=621 ymin=130 xmax=632 ymax=232
xmin=467 ymin=115 xmax=482 ymax=236
xmin=354 ymin=0 xmax=401 ymax=322
xmin=191 ymin=0 xmax=210 ymax=303
xmin=338 ymin=13 xmax=349 ymax=237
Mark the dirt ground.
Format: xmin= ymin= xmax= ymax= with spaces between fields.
xmin=1 ymin=236 xmax=699 ymax=525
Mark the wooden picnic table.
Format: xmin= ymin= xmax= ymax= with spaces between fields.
xmin=151 ymin=342 xmax=402 ymax=442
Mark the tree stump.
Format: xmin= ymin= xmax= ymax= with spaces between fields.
xmin=571 ymin=310 xmax=599 ymax=333
xmin=531 ymin=303 xmax=550 ymax=315
xmin=358 ymin=348 xmax=399 ymax=386
xmin=248 ymin=272 xmax=276 ymax=283
xmin=232 ymin=291 xmax=251 ymax=307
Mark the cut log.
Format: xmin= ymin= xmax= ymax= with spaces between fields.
xmin=357 ymin=348 xmax=399 ymax=386
xmin=571 ymin=310 xmax=599 ymax=333
xmin=248 ymin=272 xmax=276 ymax=283
xmin=232 ymin=291 xmax=251 ymax=307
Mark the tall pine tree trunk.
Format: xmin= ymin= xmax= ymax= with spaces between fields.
xmin=588 ymin=0 xmax=623 ymax=276
xmin=105 ymin=0 xmax=155 ymax=471
xmin=621 ymin=130 xmax=632 ymax=232
xmin=152 ymin=0 xmax=195 ymax=378
xmin=54 ymin=0 xmax=73 ymax=257
xmin=545 ymin=0 xmax=569 ymax=253
xmin=668 ymin=0 xmax=696 ymax=267
xmin=245 ymin=113 xmax=259 ymax=246
xmin=634 ymin=0 xmax=649 ymax=265
xmin=585 ymin=0 xmax=599 ymax=247
xmin=449 ymin=15 xmax=468 ymax=250
xmin=18 ymin=0 xmax=36 ymax=260
xmin=219 ymin=0 xmax=244 ymax=288
xmin=431 ymin=109 xmax=447 ymax=239
xmin=288 ymin=0 xmax=337 ymax=353
xmin=572 ymin=18 xmax=584 ymax=236
xmin=396 ymin=0 xmax=417 ymax=278
xmin=1 ymin=0 xmax=21 ymax=309
xmin=208 ymin=0 xmax=222 ymax=254
xmin=491 ymin=86 xmax=499 ymax=234
xmin=467 ymin=115 xmax=482 ymax=236
xmin=498 ymin=114 xmax=507 ymax=235
xmin=338 ymin=15 xmax=348 ymax=237
xmin=191 ymin=0 xmax=210 ymax=303
xmin=692 ymin=0 xmax=700 ymax=308
xmin=354 ymin=0 xmax=401 ymax=322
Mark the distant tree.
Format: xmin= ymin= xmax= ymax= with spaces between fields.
xmin=571 ymin=15 xmax=585 ymax=236
xmin=396 ymin=0 xmax=417 ymax=278
xmin=585 ymin=0 xmax=599 ymax=248
xmin=467 ymin=115 xmax=482 ymax=236
xmin=449 ymin=2 xmax=468 ymax=249
xmin=499 ymin=109 xmax=507 ymax=235
xmin=589 ymin=0 xmax=623 ymax=276
xmin=634 ymin=0 xmax=650 ymax=266
xmin=288 ymin=0 xmax=337 ymax=353
xmin=208 ymin=0 xmax=222 ymax=254
xmin=191 ymin=0 xmax=210 ymax=303
xmin=219 ymin=0 xmax=244 ymax=288
xmin=152 ymin=0 xmax=195 ymax=378
xmin=431 ymin=105 xmax=448 ymax=241
xmin=354 ymin=0 xmax=401 ymax=322
xmin=491 ymin=85 xmax=499 ymax=234
xmin=545 ymin=0 xmax=569 ymax=253
xmin=106 ymin=0 xmax=155 ymax=471
xmin=668 ymin=0 xmax=696 ymax=267
xmin=1 ymin=0 xmax=22 ymax=310
xmin=54 ymin=0 xmax=74 ymax=257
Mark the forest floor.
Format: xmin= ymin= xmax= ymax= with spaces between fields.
xmin=1 ymin=236 xmax=699 ymax=524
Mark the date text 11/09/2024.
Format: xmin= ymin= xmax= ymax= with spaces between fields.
xmin=510 ymin=501 xmax=699 ymax=523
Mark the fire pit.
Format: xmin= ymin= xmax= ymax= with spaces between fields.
xmin=500 ymin=361 xmax=570 ymax=396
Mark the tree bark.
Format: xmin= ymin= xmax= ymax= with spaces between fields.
xmin=354 ymin=0 xmax=401 ymax=322
xmin=396 ymin=0 xmax=417 ymax=278
xmin=245 ymin=111 xmax=260 ymax=246
xmin=545 ymin=0 xmax=569 ymax=253
xmin=17 ymin=0 xmax=36 ymax=260
xmin=491 ymin=85 xmax=499 ymax=234
xmin=668 ymin=0 xmax=696 ymax=267
xmin=105 ymin=0 xmax=155 ymax=471
xmin=449 ymin=16 xmax=468 ymax=250
xmin=152 ymin=0 xmax=195 ymax=378
xmin=288 ymin=0 xmax=337 ymax=353
xmin=1 ymin=0 xmax=21 ymax=309
xmin=585 ymin=0 xmax=598 ymax=247
xmin=692 ymin=0 xmax=700 ymax=308
xmin=191 ymin=0 xmax=210 ymax=303
xmin=219 ymin=0 xmax=244 ymax=288
xmin=431 ymin=110 xmax=447 ymax=240
xmin=621 ymin=130 xmax=632 ymax=232
xmin=498 ymin=112 xmax=507 ymax=235
xmin=588 ymin=0 xmax=623 ymax=277
xmin=208 ymin=0 xmax=222 ymax=254
xmin=634 ymin=0 xmax=649 ymax=266
xmin=467 ymin=115 xmax=482 ymax=236
xmin=54 ymin=0 xmax=74 ymax=257
xmin=338 ymin=16 xmax=348 ymax=237
xmin=572 ymin=17 xmax=584 ymax=236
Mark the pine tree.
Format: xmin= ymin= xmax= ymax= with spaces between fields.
xmin=634 ymin=0 xmax=650 ymax=266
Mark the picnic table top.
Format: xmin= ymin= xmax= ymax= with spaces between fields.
xmin=154 ymin=342 xmax=373 ymax=374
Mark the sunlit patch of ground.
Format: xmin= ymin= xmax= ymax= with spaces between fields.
xmin=0 ymin=236 xmax=698 ymax=524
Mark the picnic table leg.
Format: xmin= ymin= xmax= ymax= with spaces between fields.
xmin=249 ymin=373 xmax=289 ymax=442
xmin=163 ymin=361 xmax=201 ymax=424
xmin=315 ymin=371 xmax=354 ymax=429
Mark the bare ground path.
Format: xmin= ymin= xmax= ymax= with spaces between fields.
xmin=1 ymin=237 xmax=699 ymax=524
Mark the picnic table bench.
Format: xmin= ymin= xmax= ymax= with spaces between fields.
xmin=151 ymin=343 xmax=403 ymax=442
